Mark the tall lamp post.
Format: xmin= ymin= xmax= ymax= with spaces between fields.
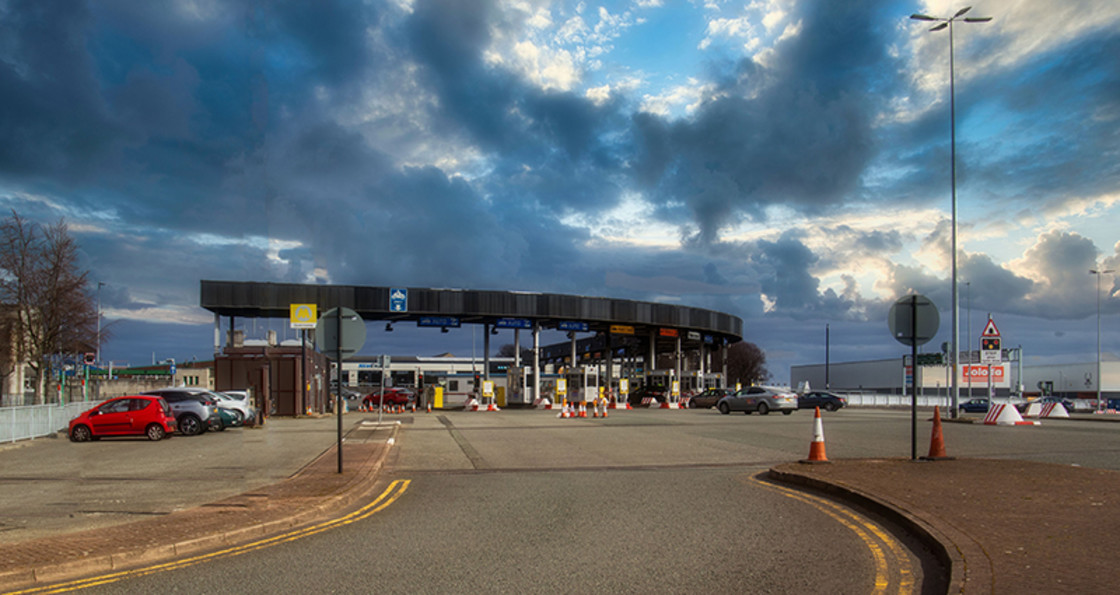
xmin=96 ymin=282 xmax=105 ymax=365
xmin=1091 ymin=268 xmax=1114 ymax=412
xmin=910 ymin=7 xmax=991 ymax=417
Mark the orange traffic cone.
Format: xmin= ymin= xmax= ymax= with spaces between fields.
xmin=922 ymin=406 xmax=954 ymax=460
xmin=601 ymin=400 xmax=608 ymax=419
xmin=426 ymin=402 xmax=432 ymax=413
xmin=800 ymin=407 xmax=829 ymax=464
xmin=579 ymin=403 xmax=587 ymax=418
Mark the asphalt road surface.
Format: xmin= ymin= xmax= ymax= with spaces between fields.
xmin=26 ymin=407 xmax=1120 ymax=593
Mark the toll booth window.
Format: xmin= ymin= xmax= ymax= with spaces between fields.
xmin=449 ymin=381 xmax=459 ymax=392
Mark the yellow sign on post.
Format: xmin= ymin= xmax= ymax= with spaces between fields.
xmin=290 ymin=303 xmax=317 ymax=329
xmin=557 ymin=378 xmax=567 ymax=396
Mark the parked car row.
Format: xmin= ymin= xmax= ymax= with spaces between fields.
xmin=69 ymin=387 xmax=257 ymax=442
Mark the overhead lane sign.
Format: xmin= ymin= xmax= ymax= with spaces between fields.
xmin=418 ymin=316 xmax=460 ymax=328
xmin=495 ymin=318 xmax=531 ymax=329
xmin=390 ymin=288 xmax=408 ymax=312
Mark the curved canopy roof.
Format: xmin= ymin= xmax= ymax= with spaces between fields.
xmin=200 ymin=280 xmax=743 ymax=344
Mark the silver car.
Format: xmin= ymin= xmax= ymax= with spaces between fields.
xmin=716 ymin=386 xmax=798 ymax=415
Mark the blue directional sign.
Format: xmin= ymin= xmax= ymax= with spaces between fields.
xmin=417 ymin=316 xmax=460 ymax=328
xmin=389 ymin=288 xmax=408 ymax=312
xmin=495 ymin=318 xmax=532 ymax=329
xmin=557 ymin=321 xmax=589 ymax=332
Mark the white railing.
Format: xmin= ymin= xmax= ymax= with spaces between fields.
xmin=1 ymin=402 xmax=93 ymax=443
xmin=837 ymin=392 xmax=1023 ymax=408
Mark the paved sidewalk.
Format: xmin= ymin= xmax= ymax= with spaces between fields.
xmin=0 ymin=416 xmax=396 ymax=592
xmin=3 ymin=410 xmax=1119 ymax=593
xmin=771 ymin=457 xmax=1120 ymax=594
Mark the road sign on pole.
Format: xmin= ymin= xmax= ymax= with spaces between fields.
xmin=981 ymin=317 xmax=1001 ymax=364
xmin=316 ymin=307 xmax=366 ymax=475
xmin=888 ymin=294 xmax=940 ymax=461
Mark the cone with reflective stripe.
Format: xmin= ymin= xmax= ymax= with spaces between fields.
xmin=921 ymin=406 xmax=954 ymax=461
xmin=800 ymin=407 xmax=829 ymax=464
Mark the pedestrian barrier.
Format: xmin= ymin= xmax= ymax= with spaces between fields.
xmin=983 ymin=404 xmax=1038 ymax=426
xmin=1040 ymin=403 xmax=1069 ymax=418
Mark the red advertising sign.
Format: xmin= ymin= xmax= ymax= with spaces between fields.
xmin=961 ymin=364 xmax=1009 ymax=387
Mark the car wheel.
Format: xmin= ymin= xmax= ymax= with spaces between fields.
xmin=758 ymin=402 xmax=770 ymax=415
xmin=688 ymin=400 xmax=697 ymax=409
xmin=826 ymin=403 xmax=838 ymax=412
xmin=718 ymin=402 xmax=730 ymax=415
xmin=179 ymin=414 xmax=202 ymax=436
xmin=782 ymin=409 xmax=793 ymax=415
xmin=146 ymin=424 xmax=166 ymax=441
xmin=233 ymin=410 xmax=245 ymax=424
xmin=215 ymin=420 xmax=226 ymax=432
xmin=70 ymin=425 xmax=92 ymax=442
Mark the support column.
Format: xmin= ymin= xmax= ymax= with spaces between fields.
xmin=483 ymin=323 xmax=491 ymax=380
xmin=214 ymin=313 xmax=222 ymax=356
xmin=605 ymin=329 xmax=613 ymax=403
xmin=647 ymin=334 xmax=656 ymax=386
xmin=532 ymin=323 xmax=541 ymax=402
xmin=675 ymin=335 xmax=683 ymax=402
xmin=723 ymin=343 xmax=730 ymax=389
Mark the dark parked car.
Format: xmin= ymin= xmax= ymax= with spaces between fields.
xmin=958 ymin=398 xmax=990 ymax=414
xmin=798 ymin=391 xmax=847 ymax=412
xmin=627 ymin=385 xmax=667 ymax=406
xmin=141 ymin=388 xmax=223 ymax=435
xmin=69 ymin=396 xmax=177 ymax=442
xmin=688 ymin=388 xmax=734 ymax=408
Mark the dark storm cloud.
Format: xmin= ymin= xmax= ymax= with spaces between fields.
xmin=630 ymin=1 xmax=897 ymax=244
xmin=884 ymin=27 xmax=1120 ymax=210
xmin=0 ymin=0 xmax=117 ymax=181
xmin=403 ymin=0 xmax=628 ymax=213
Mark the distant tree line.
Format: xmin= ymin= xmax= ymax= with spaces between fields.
xmin=0 ymin=210 xmax=99 ymax=403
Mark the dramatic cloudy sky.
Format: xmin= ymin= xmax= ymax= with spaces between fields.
xmin=2 ymin=0 xmax=1117 ymax=382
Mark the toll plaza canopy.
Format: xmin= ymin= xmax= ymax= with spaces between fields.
xmin=199 ymin=280 xmax=743 ymax=345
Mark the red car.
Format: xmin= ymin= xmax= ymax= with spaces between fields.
xmin=362 ymin=388 xmax=414 ymax=409
xmin=69 ymin=395 xmax=177 ymax=442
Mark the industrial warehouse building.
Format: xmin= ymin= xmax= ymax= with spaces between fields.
xmin=791 ymin=358 xmax=1119 ymax=400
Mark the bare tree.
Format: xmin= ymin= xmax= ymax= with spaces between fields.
xmin=726 ymin=341 xmax=770 ymax=386
xmin=0 ymin=211 xmax=97 ymax=403
xmin=496 ymin=343 xmax=532 ymax=361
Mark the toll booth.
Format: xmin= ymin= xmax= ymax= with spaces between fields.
xmin=681 ymin=371 xmax=704 ymax=396
xmin=564 ymin=366 xmax=599 ymax=403
xmin=702 ymin=373 xmax=724 ymax=390
xmin=506 ymin=367 xmax=528 ymax=405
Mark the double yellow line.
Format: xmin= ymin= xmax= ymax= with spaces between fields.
xmin=12 ymin=479 xmax=411 ymax=594
xmin=750 ymin=476 xmax=915 ymax=595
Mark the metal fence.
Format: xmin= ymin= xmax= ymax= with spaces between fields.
xmin=1 ymin=402 xmax=92 ymax=443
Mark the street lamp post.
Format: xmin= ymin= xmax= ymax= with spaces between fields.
xmin=1091 ymin=268 xmax=1114 ymax=412
xmin=910 ymin=7 xmax=992 ymax=417
xmin=96 ymin=282 xmax=105 ymax=365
